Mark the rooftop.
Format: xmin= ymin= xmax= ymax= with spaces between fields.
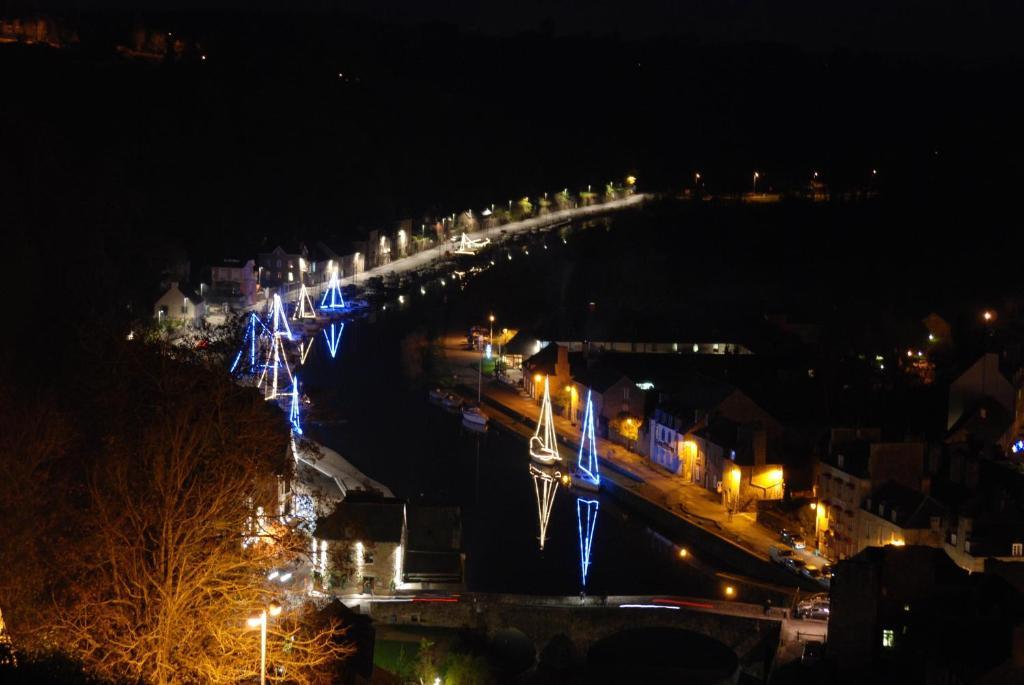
xmin=315 ymin=495 xmax=405 ymax=543
xmin=863 ymin=480 xmax=944 ymax=529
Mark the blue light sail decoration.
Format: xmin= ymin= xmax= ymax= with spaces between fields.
xmin=289 ymin=377 xmax=302 ymax=435
xmin=320 ymin=269 xmax=346 ymax=310
xmin=323 ymin=322 xmax=345 ymax=358
xmin=576 ymin=498 xmax=599 ymax=587
xmin=230 ymin=312 xmax=270 ymax=375
xmin=574 ymin=390 xmax=600 ymax=488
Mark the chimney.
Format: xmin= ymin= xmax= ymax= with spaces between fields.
xmin=556 ymin=345 xmax=570 ymax=381
xmin=754 ymin=428 xmax=767 ymax=466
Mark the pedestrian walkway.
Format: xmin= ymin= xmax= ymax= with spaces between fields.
xmin=442 ymin=335 xmax=807 ymax=565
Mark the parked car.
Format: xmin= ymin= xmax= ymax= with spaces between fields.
xmin=801 ymin=640 xmax=824 ymax=664
xmin=786 ymin=558 xmax=807 ymax=574
xmin=770 ymin=545 xmax=795 ymax=564
xmin=795 ymin=597 xmax=831 ymax=621
xmin=781 ymin=529 xmax=807 ymax=549
xmin=801 ymin=566 xmax=823 ymax=581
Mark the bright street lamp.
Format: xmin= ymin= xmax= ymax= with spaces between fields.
xmin=752 ymin=171 xmax=760 ymax=193
xmin=248 ymin=605 xmax=283 ymax=685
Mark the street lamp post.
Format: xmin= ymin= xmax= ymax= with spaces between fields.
xmin=248 ymin=605 xmax=282 ymax=685
xmin=752 ymin=171 xmax=760 ymax=194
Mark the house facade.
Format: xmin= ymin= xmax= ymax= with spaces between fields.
xmin=153 ymin=281 xmax=205 ymax=327
xmin=257 ymin=245 xmax=307 ymax=288
xmin=816 ymin=432 xmax=926 ymax=561
xmin=207 ymin=258 xmax=257 ymax=309
xmin=569 ymin=366 xmax=644 ymax=446
xmin=856 ymin=481 xmax=944 ymax=551
xmin=692 ymin=418 xmax=785 ymax=511
xmin=314 ymin=495 xmax=406 ymax=596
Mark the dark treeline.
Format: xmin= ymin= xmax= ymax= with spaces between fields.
xmin=3 ymin=10 xmax=1024 ymax=342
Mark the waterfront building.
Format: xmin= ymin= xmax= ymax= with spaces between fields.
xmin=568 ymin=365 xmax=644 ymax=447
xmin=203 ymin=258 xmax=258 ymax=321
xmin=856 ymin=481 xmax=945 ymax=550
xmin=692 ymin=417 xmax=786 ymax=512
xmin=152 ymin=281 xmax=205 ymax=327
xmin=314 ymin=493 xmax=407 ymax=596
xmin=816 ymin=430 xmax=927 ymax=561
xmin=257 ymin=245 xmax=308 ymax=288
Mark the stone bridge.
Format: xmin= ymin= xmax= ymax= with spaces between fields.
xmin=361 ymin=592 xmax=781 ymax=680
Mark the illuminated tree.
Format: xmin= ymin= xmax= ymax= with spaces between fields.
xmin=609 ymin=413 xmax=641 ymax=442
xmin=0 ymin=343 xmax=352 ymax=684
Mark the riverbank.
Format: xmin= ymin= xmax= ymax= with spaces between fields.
xmin=441 ymin=335 xmax=822 ymax=593
xmin=256 ymin=192 xmax=651 ymax=311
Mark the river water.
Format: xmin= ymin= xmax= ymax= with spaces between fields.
xmin=293 ymin=209 xmax=765 ymax=599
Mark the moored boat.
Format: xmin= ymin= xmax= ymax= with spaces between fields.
xmin=529 ymin=376 xmax=563 ymax=466
xmin=461 ymin=404 xmax=488 ymax=426
xmin=441 ymin=393 xmax=463 ymax=411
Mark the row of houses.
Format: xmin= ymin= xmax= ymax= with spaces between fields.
xmin=509 ymin=332 xmax=1024 ymax=571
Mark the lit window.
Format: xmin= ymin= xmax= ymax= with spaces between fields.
xmin=288 ymin=272 xmax=294 ymax=282
xmin=882 ymin=629 xmax=895 ymax=648
xmin=1013 ymin=542 xmax=1023 ymax=557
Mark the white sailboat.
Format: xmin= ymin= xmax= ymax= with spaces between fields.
xmin=530 ymin=376 xmax=562 ymax=465
xmin=292 ymin=283 xmax=317 ymax=320
xmin=453 ymin=232 xmax=491 ymax=255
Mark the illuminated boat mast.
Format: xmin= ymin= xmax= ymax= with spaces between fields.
xmin=320 ymin=268 xmax=345 ymax=310
xmin=268 ymin=293 xmax=293 ymax=340
xmin=530 ymin=376 xmax=562 ymax=465
xmin=453 ymin=232 xmax=490 ymax=255
xmin=293 ymin=283 xmax=317 ymax=320
xmin=574 ymin=390 xmax=600 ymax=489
xmin=289 ymin=376 xmax=303 ymax=435
xmin=230 ymin=312 xmax=270 ymax=376
xmin=257 ymin=294 xmax=295 ymax=400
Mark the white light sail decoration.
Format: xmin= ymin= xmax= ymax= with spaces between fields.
xmin=530 ymin=376 xmax=562 ymax=465
xmin=323 ymin=322 xmax=345 ymax=358
xmin=530 ymin=464 xmax=560 ymax=550
xmin=298 ymin=337 xmax=314 ymax=365
xmin=293 ymin=283 xmax=317 ymax=320
xmin=576 ymin=498 xmax=599 ymax=587
xmin=574 ymin=390 xmax=600 ymax=489
xmin=256 ymin=331 xmax=294 ymax=400
xmin=320 ymin=268 xmax=345 ymax=311
xmin=269 ymin=293 xmax=294 ymax=340
xmin=230 ymin=312 xmax=270 ymax=375
xmin=289 ymin=377 xmax=302 ymax=435
xmin=453 ymin=232 xmax=490 ymax=255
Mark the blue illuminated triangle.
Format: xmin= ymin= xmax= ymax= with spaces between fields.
xmin=323 ymin=322 xmax=345 ymax=358
xmin=577 ymin=498 xmax=599 ymax=587
xmin=576 ymin=391 xmax=600 ymax=487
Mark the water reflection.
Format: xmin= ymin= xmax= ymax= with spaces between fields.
xmin=576 ymin=497 xmax=599 ymax=588
xmin=323 ymin=322 xmax=345 ymax=358
xmin=529 ymin=463 xmax=562 ymax=550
